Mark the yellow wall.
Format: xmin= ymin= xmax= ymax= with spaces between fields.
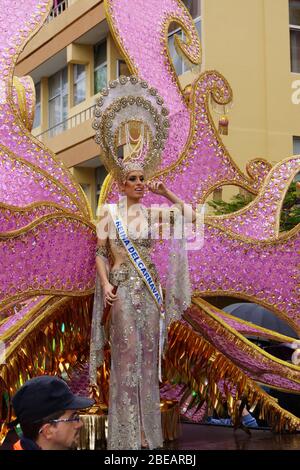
xmin=202 ymin=0 xmax=300 ymax=169
xmin=108 ymin=32 xmax=124 ymax=81
xmin=203 ymin=0 xmax=268 ymax=173
xmin=71 ymin=166 xmax=97 ymax=216
xmin=264 ymin=0 xmax=300 ymax=159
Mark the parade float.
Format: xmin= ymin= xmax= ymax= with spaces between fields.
xmin=0 ymin=0 xmax=299 ymax=447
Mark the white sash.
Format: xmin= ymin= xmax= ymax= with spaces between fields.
xmin=109 ymin=204 xmax=165 ymax=381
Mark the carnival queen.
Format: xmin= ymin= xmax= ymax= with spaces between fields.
xmin=89 ymin=76 xmax=194 ymax=450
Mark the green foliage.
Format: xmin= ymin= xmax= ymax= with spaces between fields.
xmin=208 ymin=183 xmax=300 ymax=232
xmin=207 ymin=193 xmax=253 ymax=215
xmin=280 ymin=182 xmax=300 ymax=232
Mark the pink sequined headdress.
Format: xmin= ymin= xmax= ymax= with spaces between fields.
xmin=92 ymin=75 xmax=170 ymax=182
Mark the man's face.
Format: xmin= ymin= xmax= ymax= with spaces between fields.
xmin=42 ymin=410 xmax=83 ymax=450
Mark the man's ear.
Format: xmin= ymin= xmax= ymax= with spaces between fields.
xmin=40 ymin=423 xmax=55 ymax=440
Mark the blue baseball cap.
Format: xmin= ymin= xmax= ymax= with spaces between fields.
xmin=12 ymin=375 xmax=94 ymax=424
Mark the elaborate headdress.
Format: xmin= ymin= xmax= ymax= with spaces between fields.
xmin=92 ymin=75 xmax=170 ymax=182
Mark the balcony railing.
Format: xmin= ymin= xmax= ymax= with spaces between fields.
xmin=36 ymin=104 xmax=96 ymax=140
xmin=47 ymin=0 xmax=69 ymax=22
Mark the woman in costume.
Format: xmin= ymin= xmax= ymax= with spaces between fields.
xmin=89 ymin=76 xmax=193 ymax=450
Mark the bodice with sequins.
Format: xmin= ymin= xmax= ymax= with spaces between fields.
xmin=107 ymin=211 xmax=159 ymax=286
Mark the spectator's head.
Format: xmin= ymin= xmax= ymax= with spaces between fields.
xmin=12 ymin=375 xmax=94 ymax=450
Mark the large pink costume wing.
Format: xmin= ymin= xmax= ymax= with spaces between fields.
xmin=0 ymin=0 xmax=96 ymax=314
xmin=103 ymin=0 xmax=300 ymax=428
xmin=0 ymin=2 xmax=96 ymax=440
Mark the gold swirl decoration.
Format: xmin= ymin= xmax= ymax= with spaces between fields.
xmin=162 ymin=12 xmax=202 ymax=95
xmin=207 ymin=155 xmax=300 ymax=239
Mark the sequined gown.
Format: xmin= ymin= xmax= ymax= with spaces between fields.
xmin=107 ymin=224 xmax=163 ymax=450
xmin=89 ymin=207 xmax=163 ymax=450
xmin=90 ymin=206 xmax=191 ymax=450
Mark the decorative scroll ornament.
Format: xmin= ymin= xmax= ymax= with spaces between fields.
xmin=218 ymin=113 xmax=229 ymax=136
xmin=92 ymin=76 xmax=170 ymax=181
xmin=173 ymin=30 xmax=201 ymax=77
xmin=210 ymin=98 xmax=232 ymax=136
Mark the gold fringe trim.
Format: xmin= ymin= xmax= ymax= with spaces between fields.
xmin=161 ymin=400 xmax=180 ymax=442
xmin=78 ymin=400 xmax=179 ymax=449
xmin=78 ymin=408 xmax=107 ymax=450
xmin=165 ymin=319 xmax=300 ymax=432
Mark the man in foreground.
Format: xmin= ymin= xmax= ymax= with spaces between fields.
xmin=10 ymin=375 xmax=94 ymax=450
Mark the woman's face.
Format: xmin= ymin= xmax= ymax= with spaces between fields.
xmin=121 ymin=171 xmax=145 ymax=201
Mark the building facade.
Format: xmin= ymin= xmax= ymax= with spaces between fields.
xmin=15 ymin=0 xmax=300 ymax=216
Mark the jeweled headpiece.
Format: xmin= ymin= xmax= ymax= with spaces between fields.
xmin=92 ymin=75 xmax=170 ymax=182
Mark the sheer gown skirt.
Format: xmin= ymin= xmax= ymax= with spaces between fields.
xmin=107 ymin=278 xmax=163 ymax=450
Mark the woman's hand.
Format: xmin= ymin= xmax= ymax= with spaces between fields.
xmin=103 ymin=282 xmax=118 ymax=306
xmin=148 ymin=181 xmax=169 ymax=197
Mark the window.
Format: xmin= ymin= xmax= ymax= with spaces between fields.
xmin=292 ymin=138 xmax=300 ymax=183
xmin=293 ymin=136 xmax=300 ymax=154
xmin=168 ymin=0 xmax=201 ymax=76
xmin=73 ymin=64 xmax=86 ymax=106
xmin=33 ymin=82 xmax=41 ymax=129
xmin=94 ymin=41 xmax=107 ymax=94
xmin=48 ymin=67 xmax=68 ymax=137
xmin=290 ymin=0 xmax=300 ymax=72
xmin=183 ymin=0 xmax=201 ymax=19
xmin=117 ymin=59 xmax=130 ymax=77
